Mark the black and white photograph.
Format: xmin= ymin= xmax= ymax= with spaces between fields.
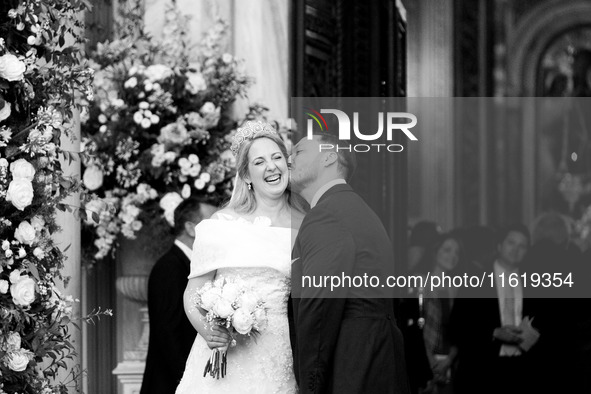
xmin=0 ymin=0 xmax=590 ymax=393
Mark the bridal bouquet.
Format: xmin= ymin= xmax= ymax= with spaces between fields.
xmin=195 ymin=278 xmax=267 ymax=378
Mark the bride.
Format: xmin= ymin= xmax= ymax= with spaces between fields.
xmin=176 ymin=121 xmax=304 ymax=393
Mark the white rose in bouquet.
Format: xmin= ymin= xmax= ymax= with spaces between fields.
xmin=200 ymin=287 xmax=221 ymax=311
xmin=14 ymin=221 xmax=36 ymax=245
xmin=221 ymin=282 xmax=242 ymax=302
xmin=6 ymin=178 xmax=34 ymax=210
xmin=237 ymin=292 xmax=258 ymax=312
xmin=10 ymin=276 xmax=36 ymax=306
xmin=5 ymin=349 xmax=31 ymax=372
xmin=159 ymin=192 xmax=183 ymax=226
xmin=0 ymin=279 xmax=9 ymax=294
xmin=6 ymin=332 xmax=21 ymax=350
xmin=83 ymin=166 xmax=104 ymax=191
xmin=232 ymin=308 xmax=254 ymax=335
xmin=9 ymin=159 xmax=35 ymax=181
xmin=0 ymin=100 xmax=11 ymax=122
xmin=0 ymin=53 xmax=26 ymax=81
xmin=213 ymin=299 xmax=235 ymax=319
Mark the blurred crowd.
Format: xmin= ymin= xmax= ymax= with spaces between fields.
xmin=399 ymin=212 xmax=591 ymax=394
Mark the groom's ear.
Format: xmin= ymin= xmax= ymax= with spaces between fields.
xmin=322 ymin=151 xmax=338 ymax=167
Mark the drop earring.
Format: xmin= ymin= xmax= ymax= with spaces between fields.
xmin=247 ymin=183 xmax=252 ymax=190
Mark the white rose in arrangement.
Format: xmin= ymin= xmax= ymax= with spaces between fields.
xmin=133 ymin=111 xmax=143 ymax=124
xmin=145 ymin=64 xmax=174 ymax=82
xmin=10 ymin=159 xmax=35 ymax=181
xmin=6 ymin=332 xmax=21 ymax=350
xmin=163 ymin=151 xmax=177 ymax=163
xmin=11 ymin=276 xmax=36 ymax=306
xmin=188 ymin=154 xmax=199 ymax=164
xmin=178 ymin=157 xmax=191 ymax=169
xmin=33 ymin=247 xmax=44 ymax=260
xmin=0 ymin=279 xmax=9 ymax=294
xmin=84 ymin=199 xmax=104 ymax=225
xmin=5 ymin=350 xmax=31 ymax=372
xmin=0 ymin=53 xmax=26 ymax=81
xmin=221 ymin=282 xmax=242 ymax=302
xmin=186 ymin=71 xmax=207 ymax=94
xmin=194 ymin=178 xmax=206 ymax=190
xmin=220 ymin=149 xmax=236 ymax=167
xmin=200 ymin=102 xmax=216 ymax=116
xmin=200 ymin=172 xmax=211 ymax=183
xmin=159 ymin=192 xmax=183 ymax=226
xmin=30 ymin=215 xmax=45 ymax=231
xmin=213 ymin=299 xmax=234 ymax=319
xmin=232 ymin=308 xmax=254 ymax=334
xmin=17 ymin=247 xmax=26 ymax=258
xmin=181 ymin=183 xmax=191 ymax=199
xmin=83 ymin=166 xmax=104 ymax=191
xmin=222 ymin=53 xmax=233 ymax=64
xmin=140 ymin=118 xmax=151 ymax=129
xmin=9 ymin=269 xmax=21 ymax=284
xmin=188 ymin=165 xmax=201 ymax=178
xmin=2 ymin=240 xmax=10 ymax=250
xmin=0 ymin=100 xmax=11 ymax=122
xmin=6 ymin=178 xmax=34 ymax=211
xmin=124 ymin=76 xmax=137 ymax=89
xmin=14 ymin=221 xmax=36 ymax=245
xmin=0 ymin=158 xmax=8 ymax=168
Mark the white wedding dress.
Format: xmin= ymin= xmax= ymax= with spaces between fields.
xmin=175 ymin=214 xmax=297 ymax=394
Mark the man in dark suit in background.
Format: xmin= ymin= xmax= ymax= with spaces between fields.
xmin=289 ymin=134 xmax=409 ymax=394
xmin=140 ymin=198 xmax=216 ymax=394
xmin=450 ymin=224 xmax=535 ymax=394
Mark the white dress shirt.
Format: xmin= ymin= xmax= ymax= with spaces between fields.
xmin=174 ymin=239 xmax=193 ymax=260
xmin=310 ymin=179 xmax=347 ymax=208
xmin=494 ymin=260 xmax=523 ymax=356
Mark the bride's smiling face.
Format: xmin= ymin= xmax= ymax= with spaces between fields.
xmin=245 ymin=137 xmax=289 ymax=199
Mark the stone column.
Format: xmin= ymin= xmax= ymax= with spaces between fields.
xmin=53 ymin=112 xmax=82 ymax=392
xmin=405 ymin=0 xmax=455 ymax=231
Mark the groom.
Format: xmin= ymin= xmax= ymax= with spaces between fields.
xmin=289 ymin=134 xmax=409 ymax=394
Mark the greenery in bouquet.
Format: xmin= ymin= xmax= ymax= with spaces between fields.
xmin=0 ymin=1 xmax=111 ymax=393
xmin=80 ymin=4 xmax=291 ymax=262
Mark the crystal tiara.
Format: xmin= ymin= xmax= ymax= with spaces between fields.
xmin=230 ymin=121 xmax=279 ymax=157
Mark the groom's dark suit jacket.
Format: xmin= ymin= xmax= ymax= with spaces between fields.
xmin=140 ymin=244 xmax=196 ymax=394
xmin=290 ymin=184 xmax=410 ymax=394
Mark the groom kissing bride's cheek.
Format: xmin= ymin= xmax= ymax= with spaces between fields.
xmin=289 ymin=134 xmax=410 ymax=394
xmin=174 ymin=123 xmax=408 ymax=394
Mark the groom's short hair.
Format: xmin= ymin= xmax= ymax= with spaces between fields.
xmin=173 ymin=197 xmax=207 ymax=236
xmin=314 ymin=133 xmax=357 ymax=182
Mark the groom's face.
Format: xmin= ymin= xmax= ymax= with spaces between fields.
xmin=289 ymin=137 xmax=322 ymax=193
